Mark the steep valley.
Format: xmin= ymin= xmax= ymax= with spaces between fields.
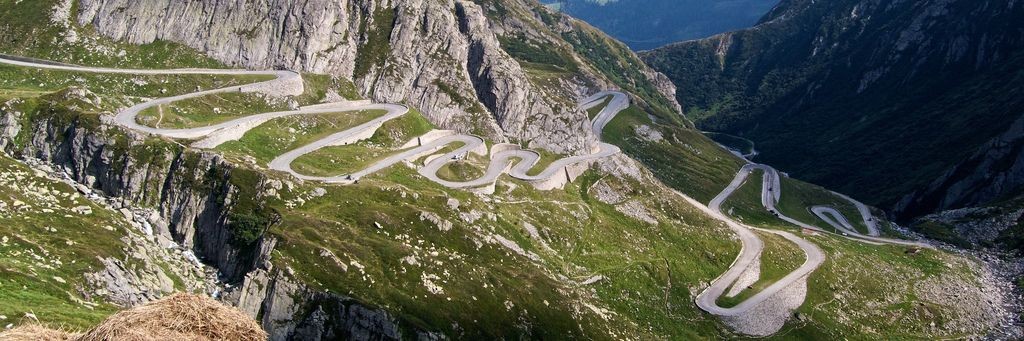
xmin=0 ymin=0 xmax=1018 ymax=339
xmin=642 ymin=0 xmax=1024 ymax=223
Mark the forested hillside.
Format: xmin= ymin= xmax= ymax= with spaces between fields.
xmin=643 ymin=0 xmax=1024 ymax=219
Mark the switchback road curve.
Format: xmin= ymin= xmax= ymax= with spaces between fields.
xmin=0 ymin=56 xmax=629 ymax=191
xmin=693 ymin=162 xmax=929 ymax=335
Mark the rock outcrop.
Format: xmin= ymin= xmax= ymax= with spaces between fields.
xmin=0 ymin=99 xmax=21 ymax=151
xmin=74 ymin=0 xmax=680 ymax=155
xmin=225 ymin=267 xmax=437 ymax=341
xmin=895 ymin=115 xmax=1024 ymax=220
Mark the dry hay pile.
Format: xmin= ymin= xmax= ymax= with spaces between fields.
xmin=0 ymin=293 xmax=266 ymax=341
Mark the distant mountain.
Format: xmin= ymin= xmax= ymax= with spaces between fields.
xmin=542 ymin=0 xmax=779 ymax=50
xmin=642 ymin=0 xmax=1024 ymax=220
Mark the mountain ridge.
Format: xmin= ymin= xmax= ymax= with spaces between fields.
xmin=542 ymin=0 xmax=779 ymax=50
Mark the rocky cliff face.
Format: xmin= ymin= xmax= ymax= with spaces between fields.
xmin=23 ymin=110 xmax=255 ymax=281
xmin=75 ymin=0 xmax=679 ymax=155
xmin=226 ymin=266 xmax=441 ymax=341
xmin=642 ymin=0 xmax=1024 ymax=217
xmin=896 ymin=115 xmax=1024 ymax=220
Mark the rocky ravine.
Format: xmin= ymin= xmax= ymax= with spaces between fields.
xmin=73 ymin=0 xmax=680 ymax=155
xmin=0 ymin=90 xmax=423 ymax=340
xmin=0 ymin=152 xmax=217 ymax=309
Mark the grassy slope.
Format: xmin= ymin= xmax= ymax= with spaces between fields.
xmin=0 ymin=155 xmax=131 ymax=329
xmin=704 ymin=132 xmax=755 ymax=156
xmin=781 ymin=235 xmax=981 ymax=340
xmin=718 ymin=166 xmax=883 ymax=235
xmin=289 ymin=109 xmax=435 ymax=177
xmin=435 ymin=161 xmax=485 ymax=182
xmin=216 ymin=110 xmax=384 ymax=165
xmin=585 ymin=95 xmax=611 ymax=120
xmin=776 ymin=176 xmax=872 ymax=235
xmin=133 ymin=69 xmax=363 ymax=130
xmin=604 ymin=105 xmax=745 ymax=203
xmin=717 ymin=231 xmax=805 ymax=308
xmin=297 ymin=73 xmax=362 ymax=103
xmin=434 ymin=151 xmax=490 ymax=183
xmin=722 ymin=169 xmax=792 ymax=229
xmin=136 ymin=92 xmax=287 ymax=129
xmin=266 ymin=166 xmax=741 ymax=339
xmin=523 ymin=147 xmax=565 ymax=177
xmin=0 ymin=64 xmax=270 ymax=109
xmin=595 ymin=101 xmax=987 ymax=337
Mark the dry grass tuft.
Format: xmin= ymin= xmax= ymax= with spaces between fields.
xmin=0 ymin=293 xmax=265 ymax=341
xmin=0 ymin=323 xmax=77 ymax=341
xmin=77 ymin=293 xmax=266 ymax=341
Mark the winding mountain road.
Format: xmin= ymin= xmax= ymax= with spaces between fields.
xmin=694 ymin=161 xmax=930 ymax=333
xmin=0 ymin=56 xmax=629 ymax=190
xmin=697 ymin=164 xmax=824 ymax=318
xmin=705 ymin=131 xmax=759 ymax=159
xmin=756 ymin=165 xmax=929 ymax=247
xmin=811 ymin=206 xmax=864 ymax=236
xmin=414 ymin=92 xmax=627 ymax=189
xmin=828 ymin=191 xmax=881 ymax=236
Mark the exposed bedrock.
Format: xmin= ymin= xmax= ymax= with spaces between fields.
xmin=896 ymin=115 xmax=1024 ymax=221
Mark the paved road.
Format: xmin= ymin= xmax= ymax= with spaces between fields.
xmin=703 ymin=131 xmax=759 ymax=160
xmin=279 ymin=91 xmax=628 ymax=187
xmin=417 ymin=91 xmax=628 ymax=188
xmin=697 ymin=165 xmax=824 ymax=317
xmin=0 ymin=55 xmax=305 ymax=139
xmin=696 ymin=160 xmax=931 ymax=319
xmin=829 ymin=191 xmax=881 ymax=236
xmin=811 ymin=206 xmax=863 ymax=236
xmin=1 ymin=56 xmax=629 ymax=190
xmin=750 ymin=163 xmax=930 ymax=247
